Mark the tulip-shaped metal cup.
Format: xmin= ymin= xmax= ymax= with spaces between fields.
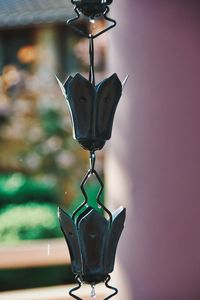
xmin=57 ymin=73 xmax=122 ymax=151
xmin=58 ymin=206 xmax=125 ymax=285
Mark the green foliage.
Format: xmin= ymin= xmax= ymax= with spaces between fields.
xmin=0 ymin=173 xmax=59 ymax=206
xmin=39 ymin=106 xmax=67 ymax=136
xmin=0 ymin=203 xmax=62 ymax=244
xmin=0 ymin=265 xmax=74 ymax=292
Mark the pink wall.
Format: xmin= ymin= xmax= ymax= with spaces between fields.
xmin=106 ymin=1 xmax=200 ymax=299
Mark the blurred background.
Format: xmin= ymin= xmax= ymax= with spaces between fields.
xmin=1 ymin=1 xmax=200 ymax=300
xmin=0 ymin=0 xmax=106 ymax=299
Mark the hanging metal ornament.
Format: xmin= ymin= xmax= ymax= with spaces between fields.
xmin=57 ymin=1 xmax=127 ymax=299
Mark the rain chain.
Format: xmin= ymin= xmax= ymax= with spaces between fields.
xmin=57 ymin=1 xmax=127 ymax=299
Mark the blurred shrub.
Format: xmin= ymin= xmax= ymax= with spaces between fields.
xmin=0 ymin=203 xmax=62 ymax=244
xmin=0 ymin=173 xmax=59 ymax=206
xmin=0 ymin=265 xmax=73 ymax=292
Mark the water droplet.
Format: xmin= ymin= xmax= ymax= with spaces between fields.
xmin=90 ymin=285 xmax=96 ymax=298
xmin=98 ymin=205 xmax=101 ymax=209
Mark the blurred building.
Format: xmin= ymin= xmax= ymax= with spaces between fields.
xmin=0 ymin=0 xmax=106 ymax=179
xmin=0 ymin=0 xmax=79 ymax=76
xmin=0 ymin=0 xmax=106 ymax=293
xmin=0 ymin=0 xmax=87 ymax=188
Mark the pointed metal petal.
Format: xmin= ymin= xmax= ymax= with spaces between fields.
xmin=65 ymin=73 xmax=95 ymax=142
xmin=122 ymin=75 xmax=129 ymax=90
xmin=55 ymin=76 xmax=67 ymax=98
xmin=76 ymin=206 xmax=93 ymax=227
xmin=78 ymin=209 xmax=109 ymax=284
xmin=106 ymin=207 xmax=126 ymax=273
xmin=95 ymin=73 xmax=122 ymax=140
xmin=58 ymin=207 xmax=82 ymax=274
xmin=64 ymin=75 xmax=74 ymax=91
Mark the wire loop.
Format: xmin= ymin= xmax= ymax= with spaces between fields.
xmin=104 ymin=275 xmax=118 ymax=300
xmin=72 ymin=152 xmax=112 ymax=223
xmin=69 ymin=276 xmax=82 ymax=300
xmin=67 ymin=7 xmax=116 ymax=39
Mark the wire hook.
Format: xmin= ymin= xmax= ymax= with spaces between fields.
xmin=89 ymin=151 xmax=96 ymax=173
xmin=67 ymin=6 xmax=116 ymax=39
